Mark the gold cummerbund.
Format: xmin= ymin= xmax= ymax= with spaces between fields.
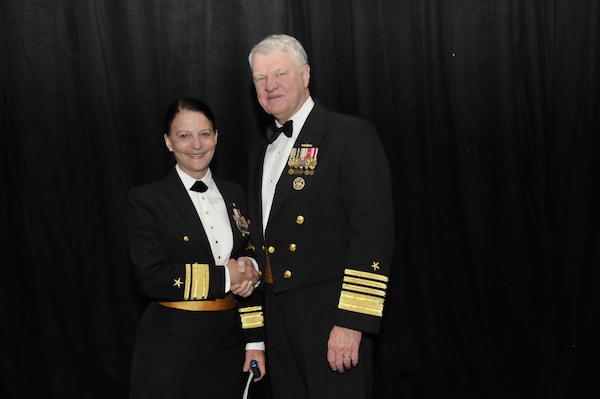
xmin=159 ymin=293 xmax=236 ymax=311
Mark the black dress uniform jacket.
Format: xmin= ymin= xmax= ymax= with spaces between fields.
xmin=248 ymin=102 xmax=394 ymax=335
xmin=129 ymin=167 xmax=263 ymax=339
xmin=128 ymin=167 xmax=263 ymax=398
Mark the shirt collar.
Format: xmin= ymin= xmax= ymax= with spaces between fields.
xmin=274 ymin=96 xmax=315 ymax=141
xmin=175 ymin=165 xmax=215 ymax=191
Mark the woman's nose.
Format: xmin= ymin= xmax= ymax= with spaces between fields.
xmin=191 ymin=134 xmax=203 ymax=148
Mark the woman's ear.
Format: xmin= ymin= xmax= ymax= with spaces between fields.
xmin=164 ymin=133 xmax=173 ymax=151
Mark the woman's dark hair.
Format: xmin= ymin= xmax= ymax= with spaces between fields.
xmin=164 ymin=98 xmax=217 ymax=134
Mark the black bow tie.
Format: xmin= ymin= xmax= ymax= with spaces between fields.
xmin=190 ymin=180 xmax=208 ymax=193
xmin=266 ymin=120 xmax=293 ymax=144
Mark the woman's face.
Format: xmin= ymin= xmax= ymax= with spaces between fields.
xmin=164 ymin=110 xmax=218 ymax=180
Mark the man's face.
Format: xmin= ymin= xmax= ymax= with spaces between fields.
xmin=251 ymin=50 xmax=310 ymax=124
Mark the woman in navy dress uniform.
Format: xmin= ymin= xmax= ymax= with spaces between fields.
xmin=128 ymin=98 xmax=265 ymax=398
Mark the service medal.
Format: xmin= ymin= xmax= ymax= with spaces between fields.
xmin=288 ymin=146 xmax=319 ymax=175
xmin=232 ymin=207 xmax=250 ymax=236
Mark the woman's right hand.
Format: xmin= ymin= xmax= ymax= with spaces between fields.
xmin=227 ymin=258 xmax=259 ymax=297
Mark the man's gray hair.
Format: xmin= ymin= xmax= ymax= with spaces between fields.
xmin=248 ymin=34 xmax=308 ymax=70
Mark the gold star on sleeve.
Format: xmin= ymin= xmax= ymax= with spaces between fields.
xmin=371 ymin=261 xmax=380 ymax=271
xmin=173 ymin=278 xmax=183 ymax=288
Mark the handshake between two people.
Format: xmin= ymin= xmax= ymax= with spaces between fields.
xmin=227 ymin=257 xmax=260 ymax=298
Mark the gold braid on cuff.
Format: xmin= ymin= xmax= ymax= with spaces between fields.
xmin=184 ymin=262 xmax=210 ymax=300
xmin=338 ymin=268 xmax=388 ymax=317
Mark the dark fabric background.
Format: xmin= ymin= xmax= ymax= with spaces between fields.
xmin=1 ymin=1 xmax=598 ymax=398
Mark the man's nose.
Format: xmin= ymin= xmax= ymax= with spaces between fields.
xmin=265 ymin=76 xmax=278 ymax=91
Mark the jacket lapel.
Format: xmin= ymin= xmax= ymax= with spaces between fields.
xmin=250 ymin=143 xmax=268 ymax=237
xmin=267 ymin=104 xmax=327 ymax=224
xmin=214 ymin=178 xmax=244 ymax=254
xmin=163 ymin=168 xmax=212 ymax=248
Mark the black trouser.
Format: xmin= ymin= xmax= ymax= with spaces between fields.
xmin=264 ymin=280 xmax=374 ymax=399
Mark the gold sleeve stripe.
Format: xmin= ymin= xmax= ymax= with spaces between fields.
xmin=239 ymin=306 xmax=263 ymax=314
xmin=338 ymin=291 xmax=385 ymax=317
xmin=339 ymin=268 xmax=388 ymax=317
xmin=184 ymin=263 xmax=209 ymax=300
xmin=342 ymin=283 xmax=386 ymax=298
xmin=343 ymin=276 xmax=388 ymax=290
xmin=184 ymin=264 xmax=192 ymax=300
xmin=239 ymin=306 xmax=264 ymax=329
xmin=191 ymin=263 xmax=209 ymax=300
xmin=344 ymin=268 xmax=389 ymax=283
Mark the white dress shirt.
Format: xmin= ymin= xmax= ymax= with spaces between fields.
xmin=177 ymin=165 xmax=265 ymax=351
xmin=176 ymin=165 xmax=233 ymax=291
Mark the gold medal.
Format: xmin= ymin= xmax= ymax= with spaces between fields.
xmin=288 ymin=147 xmax=319 ymax=176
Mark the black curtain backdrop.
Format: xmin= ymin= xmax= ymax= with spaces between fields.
xmin=1 ymin=1 xmax=598 ymax=398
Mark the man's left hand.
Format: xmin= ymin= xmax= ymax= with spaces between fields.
xmin=327 ymin=325 xmax=362 ymax=373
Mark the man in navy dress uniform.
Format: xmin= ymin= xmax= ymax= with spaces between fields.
xmin=246 ymin=34 xmax=395 ymax=399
